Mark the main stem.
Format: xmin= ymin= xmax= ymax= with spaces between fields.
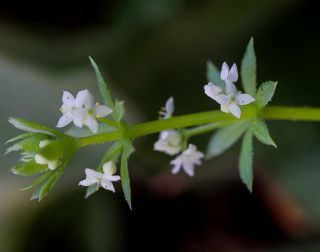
xmin=77 ymin=106 xmax=320 ymax=147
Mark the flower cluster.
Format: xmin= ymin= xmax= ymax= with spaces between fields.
xmin=154 ymin=98 xmax=204 ymax=176
xmin=204 ymin=62 xmax=255 ymax=118
xmin=57 ymin=89 xmax=113 ymax=134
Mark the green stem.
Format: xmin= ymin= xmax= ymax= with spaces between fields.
xmin=183 ymin=121 xmax=233 ymax=139
xmin=77 ymin=106 xmax=320 ymax=147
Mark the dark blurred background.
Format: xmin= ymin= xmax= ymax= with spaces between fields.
xmin=1 ymin=0 xmax=320 ymax=251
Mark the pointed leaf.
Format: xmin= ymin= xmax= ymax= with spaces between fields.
xmin=241 ymin=38 xmax=257 ymax=97
xmin=5 ymin=133 xmax=35 ymax=144
xmin=8 ymin=118 xmax=64 ymax=137
xmin=239 ymin=128 xmax=254 ymax=192
xmin=113 ymin=100 xmax=125 ymax=122
xmin=207 ymin=61 xmax=226 ymax=92
xmin=253 ymin=117 xmax=276 ymax=147
xmin=85 ymin=184 xmax=100 ymax=199
xmin=20 ymin=171 xmax=53 ymax=191
xmin=89 ymin=57 xmax=114 ymax=109
xmin=256 ymin=81 xmax=277 ymax=108
xmin=206 ymin=121 xmax=249 ymax=158
xmin=31 ymin=169 xmax=63 ymax=201
xmin=11 ymin=160 xmax=48 ymax=176
xmin=120 ymin=140 xmax=135 ymax=209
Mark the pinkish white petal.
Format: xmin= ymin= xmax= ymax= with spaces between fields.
xmin=236 ymin=94 xmax=255 ymax=105
xmin=229 ymin=103 xmax=241 ymax=118
xmin=94 ymin=105 xmax=113 ymax=118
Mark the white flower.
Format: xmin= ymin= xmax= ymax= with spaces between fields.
xmin=154 ymin=130 xmax=182 ymax=155
xmin=57 ymin=89 xmax=113 ymax=133
xmin=34 ymin=140 xmax=59 ymax=170
xmin=159 ymin=97 xmax=174 ymax=119
xmin=170 ymin=144 xmax=204 ymax=177
xmin=204 ymin=62 xmax=255 ymax=118
xmin=79 ymin=161 xmax=121 ymax=192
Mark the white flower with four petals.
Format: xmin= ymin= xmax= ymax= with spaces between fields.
xmin=170 ymin=144 xmax=204 ymax=177
xmin=79 ymin=161 xmax=121 ymax=192
xmin=57 ymin=89 xmax=113 ymax=133
xmin=204 ymin=62 xmax=255 ymax=118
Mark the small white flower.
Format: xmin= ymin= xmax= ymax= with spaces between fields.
xmin=79 ymin=161 xmax=121 ymax=192
xmin=204 ymin=62 xmax=255 ymax=118
xmin=34 ymin=140 xmax=59 ymax=170
xmin=159 ymin=97 xmax=174 ymax=119
xmin=57 ymin=89 xmax=113 ymax=134
xmin=170 ymin=144 xmax=204 ymax=177
xmin=154 ymin=130 xmax=182 ymax=155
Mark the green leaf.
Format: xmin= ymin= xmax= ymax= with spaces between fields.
xmin=256 ymin=81 xmax=278 ymax=108
xmin=241 ymin=38 xmax=257 ymax=97
xmin=207 ymin=61 xmax=225 ymax=92
xmin=206 ymin=121 xmax=249 ymax=158
xmin=20 ymin=171 xmax=53 ymax=191
xmin=6 ymin=134 xmax=49 ymax=154
xmin=11 ymin=160 xmax=48 ymax=176
xmin=113 ymin=100 xmax=125 ymax=122
xmin=8 ymin=118 xmax=64 ymax=137
xmin=120 ymin=139 xmax=135 ymax=209
xmin=89 ymin=57 xmax=114 ymax=109
xmin=253 ymin=117 xmax=277 ymax=147
xmin=32 ymin=170 xmax=63 ymax=201
xmin=39 ymin=138 xmax=77 ymax=161
xmin=85 ymin=184 xmax=100 ymax=199
xmin=5 ymin=133 xmax=35 ymax=144
xmin=239 ymin=128 xmax=254 ymax=192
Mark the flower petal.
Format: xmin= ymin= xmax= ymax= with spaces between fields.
xmin=85 ymin=115 xmax=99 ymax=134
xmin=204 ymin=82 xmax=222 ymax=100
xmin=79 ymin=179 xmax=96 ymax=187
xmin=75 ymin=89 xmax=94 ymax=109
xmin=56 ymin=114 xmax=73 ymax=128
xmin=214 ymin=94 xmax=229 ymax=105
xmin=229 ymin=103 xmax=241 ymax=118
xmin=236 ymin=94 xmax=255 ymax=105
xmin=102 ymin=161 xmax=115 ymax=175
xmin=228 ymin=63 xmax=238 ymax=83
xmin=220 ymin=62 xmax=229 ymax=81
xmin=220 ymin=104 xmax=230 ymax=113
xmin=94 ymin=105 xmax=113 ymax=118
xmin=164 ymin=97 xmax=174 ymax=118
xmin=62 ymin=91 xmax=75 ymax=107
xmin=72 ymin=108 xmax=87 ymax=128
xmin=85 ymin=168 xmax=101 ymax=180
xmin=226 ymin=81 xmax=237 ymax=97
xmin=101 ymin=180 xmax=115 ymax=192
xmin=183 ymin=163 xmax=195 ymax=177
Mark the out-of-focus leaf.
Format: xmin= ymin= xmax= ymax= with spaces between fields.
xmin=65 ymin=123 xmax=115 ymax=137
xmin=241 ymin=38 xmax=257 ymax=97
xmin=206 ymin=121 xmax=249 ymax=158
xmin=120 ymin=139 xmax=135 ymax=209
xmin=89 ymin=57 xmax=114 ymax=109
xmin=11 ymin=160 xmax=48 ymax=176
xmin=31 ymin=169 xmax=63 ymax=201
xmin=207 ymin=61 xmax=225 ymax=92
xmin=39 ymin=138 xmax=77 ymax=160
xmin=113 ymin=100 xmax=125 ymax=122
xmin=20 ymin=171 xmax=53 ymax=191
xmin=256 ymin=81 xmax=277 ymax=108
xmin=239 ymin=128 xmax=254 ymax=192
xmin=253 ymin=117 xmax=277 ymax=147
xmin=8 ymin=118 xmax=64 ymax=137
